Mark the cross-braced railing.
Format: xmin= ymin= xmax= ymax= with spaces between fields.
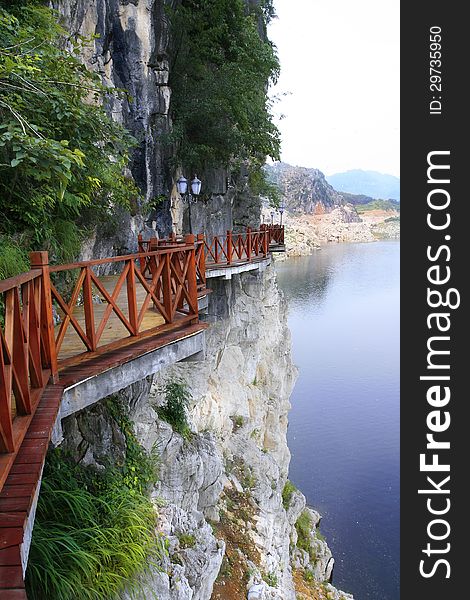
xmin=203 ymin=228 xmax=270 ymax=267
xmin=0 ymin=239 xmax=199 ymax=468
xmin=262 ymin=224 xmax=285 ymax=245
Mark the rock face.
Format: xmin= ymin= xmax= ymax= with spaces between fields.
xmin=265 ymin=162 xmax=345 ymax=215
xmin=58 ymin=264 xmax=353 ymax=599
xmin=54 ymin=0 xmax=262 ymax=244
xmin=53 ymin=0 xmax=174 ymax=237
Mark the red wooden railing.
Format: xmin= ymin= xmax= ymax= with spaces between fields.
xmin=0 ymin=253 xmax=57 ymax=487
xmin=262 ymin=224 xmax=285 ymax=245
xmin=0 ymin=239 xmax=199 ymax=477
xmin=50 ymin=237 xmax=199 ymax=367
xmin=0 ymin=226 xmax=283 ymax=474
xmin=138 ymin=227 xmax=284 ymax=289
xmin=203 ymin=228 xmax=270 ymax=266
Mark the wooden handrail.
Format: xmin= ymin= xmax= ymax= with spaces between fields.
xmin=0 ymin=224 xmax=283 ymax=465
xmin=0 ymin=258 xmax=53 ymax=470
xmin=0 ymin=242 xmax=200 ymax=466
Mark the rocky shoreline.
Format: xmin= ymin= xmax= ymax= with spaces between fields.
xmin=264 ymin=206 xmax=400 ymax=258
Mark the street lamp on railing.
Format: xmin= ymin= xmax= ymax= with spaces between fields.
xmin=270 ymin=210 xmax=274 ymax=225
xmin=177 ymin=175 xmax=202 ymax=234
xmin=279 ymin=201 xmax=285 ymax=227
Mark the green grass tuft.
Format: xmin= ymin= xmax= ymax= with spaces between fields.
xmin=25 ymin=445 xmax=165 ymax=599
xmin=282 ymin=479 xmax=297 ymax=509
xmin=157 ymin=379 xmax=192 ymax=438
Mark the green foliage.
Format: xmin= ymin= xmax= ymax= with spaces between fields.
xmin=105 ymin=397 xmax=159 ymax=494
xmin=304 ymin=568 xmax=315 ymax=582
xmin=249 ymin=166 xmax=281 ymax=207
xmin=241 ymin=470 xmax=257 ymax=491
xmin=177 ymin=532 xmax=196 ymax=549
xmin=0 ymin=234 xmax=29 ymax=279
xmin=0 ymin=234 xmax=29 ymax=325
xmin=0 ymin=3 xmax=138 ymax=259
xmin=157 ymin=379 xmax=192 ymax=438
xmin=263 ymin=571 xmax=278 ymax=587
xmin=168 ymin=0 xmax=280 ymax=174
xmin=355 ymin=199 xmax=400 ymax=213
xmin=282 ymin=479 xmax=297 ymax=509
xmin=25 ymin=449 xmax=165 ymax=600
xmin=295 ymin=510 xmax=317 ymax=562
xmin=232 ymin=415 xmax=244 ymax=430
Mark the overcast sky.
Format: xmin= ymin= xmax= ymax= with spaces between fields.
xmin=268 ymin=0 xmax=400 ymax=177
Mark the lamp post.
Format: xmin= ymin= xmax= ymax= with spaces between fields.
xmin=279 ymin=201 xmax=285 ymax=227
xmin=270 ymin=210 xmax=274 ymax=225
xmin=176 ymin=175 xmax=202 ymax=234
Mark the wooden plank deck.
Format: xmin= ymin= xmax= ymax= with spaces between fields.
xmin=56 ymin=275 xmax=166 ymax=361
xmin=0 ymin=320 xmax=207 ymax=597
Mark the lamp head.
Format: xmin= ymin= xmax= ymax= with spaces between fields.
xmin=191 ymin=175 xmax=202 ymax=196
xmin=176 ymin=176 xmax=188 ymax=195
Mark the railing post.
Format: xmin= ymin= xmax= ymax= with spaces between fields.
xmin=246 ymin=227 xmax=252 ymax=262
xmin=226 ymin=230 xmax=232 ymax=265
xmin=161 ymin=252 xmax=173 ymax=323
xmin=126 ymin=260 xmax=139 ymax=335
xmin=137 ymin=234 xmax=146 ymax=274
xmin=83 ymin=266 xmax=97 ymax=350
xmin=184 ymin=234 xmax=199 ymax=323
xmin=197 ymin=233 xmax=206 ymax=288
xmin=262 ymin=230 xmax=269 ymax=257
xmin=30 ymin=251 xmax=58 ymax=382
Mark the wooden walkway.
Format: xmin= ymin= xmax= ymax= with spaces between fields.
xmin=0 ymin=226 xmax=284 ymax=595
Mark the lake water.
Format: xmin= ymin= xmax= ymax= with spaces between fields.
xmin=275 ymin=241 xmax=399 ymax=600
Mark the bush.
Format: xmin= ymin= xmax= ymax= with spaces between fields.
xmin=168 ymin=0 xmax=280 ymax=185
xmin=295 ymin=510 xmax=317 ymax=562
xmin=0 ymin=3 xmax=138 ymax=258
xmin=0 ymin=235 xmax=29 ymax=279
xmin=157 ymin=379 xmax=192 ymax=438
xmin=282 ymin=479 xmax=297 ymax=509
xmin=177 ymin=532 xmax=196 ymax=549
xmin=25 ymin=449 xmax=165 ymax=600
xmin=263 ymin=571 xmax=278 ymax=587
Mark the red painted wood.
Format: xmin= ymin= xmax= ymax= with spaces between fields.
xmin=0 ymin=486 xmax=35 ymax=499
xmin=0 ymin=498 xmax=32 ymax=513
xmin=0 ymin=529 xmax=23 ymax=550
xmin=0 ymin=546 xmax=22 ymax=566
xmin=30 ymin=252 xmax=58 ymax=381
xmin=0 ymin=565 xmax=24 ymax=588
xmin=0 ymin=513 xmax=27 ymax=529
xmin=3 ymin=474 xmax=36 ymax=486
xmin=0 ymin=590 xmax=28 ymax=599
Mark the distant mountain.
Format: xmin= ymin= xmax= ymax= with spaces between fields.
xmin=326 ymin=170 xmax=400 ymax=201
xmin=265 ymin=162 xmax=344 ymax=215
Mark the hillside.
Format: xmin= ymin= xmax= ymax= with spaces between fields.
xmin=265 ymin=162 xmax=345 ymax=214
xmin=326 ymin=170 xmax=400 ymax=201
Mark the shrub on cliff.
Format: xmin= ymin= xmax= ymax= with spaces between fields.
xmin=157 ymin=379 xmax=192 ymax=438
xmin=0 ymin=2 xmax=138 ymax=267
xmin=168 ymin=0 xmax=280 ymax=202
xmin=25 ymin=424 xmax=164 ymax=598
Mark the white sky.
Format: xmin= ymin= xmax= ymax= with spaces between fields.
xmin=268 ymin=0 xmax=400 ymax=176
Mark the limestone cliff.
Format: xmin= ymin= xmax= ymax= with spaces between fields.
xmin=57 ymin=265 xmax=353 ymax=599
xmin=53 ymin=0 xmax=262 ymax=248
xmin=265 ymin=162 xmax=347 ymax=215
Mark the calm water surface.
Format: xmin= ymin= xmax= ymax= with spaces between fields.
xmin=275 ymin=242 xmax=399 ymax=600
